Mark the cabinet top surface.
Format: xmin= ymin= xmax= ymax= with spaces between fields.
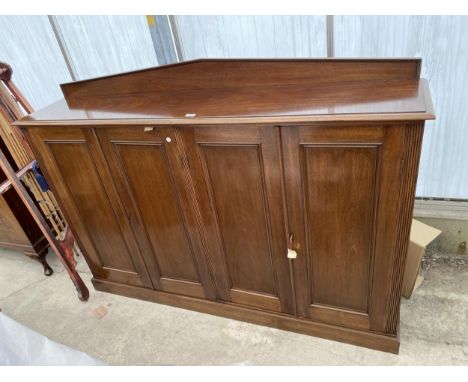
xmin=17 ymin=59 xmax=435 ymax=126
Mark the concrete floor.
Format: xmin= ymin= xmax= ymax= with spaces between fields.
xmin=0 ymin=247 xmax=467 ymax=365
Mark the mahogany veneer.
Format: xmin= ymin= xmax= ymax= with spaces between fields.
xmin=17 ymin=59 xmax=435 ymax=353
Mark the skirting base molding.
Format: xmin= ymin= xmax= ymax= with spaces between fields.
xmin=92 ymin=278 xmax=400 ymax=354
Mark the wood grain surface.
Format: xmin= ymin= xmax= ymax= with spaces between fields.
xmin=19 ymin=59 xmax=433 ymax=353
xmin=16 ymin=59 xmax=434 ymax=126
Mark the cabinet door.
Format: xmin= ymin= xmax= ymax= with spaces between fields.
xmin=282 ymin=124 xmax=408 ymax=332
xmin=25 ymin=127 xmax=153 ymax=288
xmin=96 ymin=126 xmax=216 ymax=299
xmin=182 ymin=125 xmax=295 ymax=314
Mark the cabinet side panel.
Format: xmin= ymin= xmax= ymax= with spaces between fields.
xmin=201 ymin=145 xmax=277 ymax=296
xmin=304 ymin=145 xmax=378 ymax=312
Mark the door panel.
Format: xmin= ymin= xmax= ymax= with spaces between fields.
xmin=304 ymin=145 xmax=378 ymax=313
xmin=96 ymin=126 xmax=215 ymax=299
xmin=201 ymin=145 xmax=276 ymax=295
xmin=282 ymin=124 xmax=404 ymax=331
xmin=26 ymin=127 xmax=152 ymax=288
xmin=49 ymin=142 xmax=137 ymax=272
xmin=182 ymin=125 xmax=294 ymax=314
xmin=116 ymin=143 xmax=199 ymax=282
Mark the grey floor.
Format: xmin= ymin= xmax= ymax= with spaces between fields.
xmin=0 ymin=247 xmax=467 ymax=365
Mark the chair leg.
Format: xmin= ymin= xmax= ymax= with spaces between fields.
xmin=58 ymin=227 xmax=89 ymax=302
xmin=24 ymin=248 xmax=53 ymax=276
xmin=38 ymin=249 xmax=53 ymax=276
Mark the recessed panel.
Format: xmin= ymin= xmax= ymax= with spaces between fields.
xmin=201 ymin=145 xmax=277 ymax=295
xmin=49 ymin=142 xmax=136 ymax=272
xmin=116 ymin=143 xmax=200 ymax=282
xmin=304 ymin=145 xmax=378 ymax=312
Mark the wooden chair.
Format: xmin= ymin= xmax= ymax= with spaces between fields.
xmin=0 ymin=62 xmax=88 ymax=301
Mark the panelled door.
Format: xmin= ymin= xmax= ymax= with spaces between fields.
xmin=281 ymin=124 xmax=407 ymax=332
xmin=96 ymin=126 xmax=216 ymax=299
xmin=181 ymin=125 xmax=295 ymax=314
xmin=25 ymin=127 xmax=153 ymax=288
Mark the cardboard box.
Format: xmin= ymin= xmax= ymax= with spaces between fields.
xmin=402 ymin=219 xmax=442 ymax=298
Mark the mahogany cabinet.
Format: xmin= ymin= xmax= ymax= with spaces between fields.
xmin=17 ymin=59 xmax=435 ymax=353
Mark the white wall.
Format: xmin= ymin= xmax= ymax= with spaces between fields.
xmin=0 ymin=16 xmax=71 ymax=110
xmin=0 ymin=15 xmax=466 ymax=199
xmin=333 ymin=16 xmax=468 ymax=200
xmin=55 ymin=16 xmax=157 ymax=80
xmin=0 ymin=16 xmax=156 ymax=110
xmin=175 ymin=16 xmax=327 ymax=58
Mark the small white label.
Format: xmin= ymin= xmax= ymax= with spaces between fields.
xmin=143 ymin=126 xmax=154 ymax=132
xmin=185 ymin=113 xmax=196 ymax=118
xmin=166 ymin=137 xmax=172 ymax=143
xmin=287 ymin=248 xmax=297 ymax=259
